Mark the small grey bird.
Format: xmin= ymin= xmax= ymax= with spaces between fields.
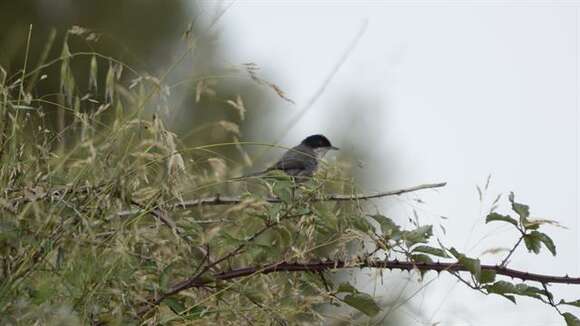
xmin=245 ymin=134 xmax=339 ymax=181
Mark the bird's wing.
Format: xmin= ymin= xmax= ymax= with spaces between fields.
xmin=270 ymin=147 xmax=314 ymax=171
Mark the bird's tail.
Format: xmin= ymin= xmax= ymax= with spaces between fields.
xmin=230 ymin=169 xmax=270 ymax=181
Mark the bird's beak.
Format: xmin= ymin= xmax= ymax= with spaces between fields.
xmin=330 ymin=146 xmax=339 ymax=150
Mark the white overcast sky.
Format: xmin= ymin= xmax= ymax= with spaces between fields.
xmin=199 ymin=2 xmax=579 ymax=325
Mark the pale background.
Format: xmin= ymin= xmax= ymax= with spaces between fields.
xmin=200 ymin=2 xmax=577 ymax=325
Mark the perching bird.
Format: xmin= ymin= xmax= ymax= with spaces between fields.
xmin=244 ymin=134 xmax=339 ymax=181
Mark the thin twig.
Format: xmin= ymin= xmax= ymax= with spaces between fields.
xmin=542 ymin=283 xmax=562 ymax=315
xmin=118 ymin=182 xmax=447 ymax=217
xmin=500 ymin=235 xmax=524 ymax=267
xmin=130 ymin=200 xmax=177 ymax=230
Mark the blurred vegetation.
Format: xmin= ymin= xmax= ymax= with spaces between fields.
xmin=1 ymin=2 xmax=579 ymax=326
xmin=0 ymin=24 xmax=366 ymax=326
xmin=0 ymin=0 xmax=277 ymax=156
xmin=0 ymin=2 xmax=386 ymax=324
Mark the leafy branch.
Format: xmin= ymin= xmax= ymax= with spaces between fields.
xmin=135 ymin=191 xmax=580 ymax=325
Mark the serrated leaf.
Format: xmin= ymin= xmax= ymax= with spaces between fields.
xmin=523 ymin=231 xmax=556 ymax=255
xmin=509 ymin=193 xmax=530 ymax=223
xmin=412 ymin=245 xmax=449 ymax=258
xmin=533 ymin=231 xmax=557 ymax=256
xmin=369 ymin=214 xmax=400 ymax=238
xmin=449 ymin=248 xmax=481 ymax=281
xmin=402 ymin=225 xmax=433 ymax=246
xmin=512 ymin=202 xmax=530 ymax=219
xmin=563 ymin=313 xmax=580 ymax=326
xmin=485 ymin=213 xmax=518 ymax=227
xmin=343 ymin=293 xmax=381 ymax=317
xmin=485 ymin=281 xmax=547 ymax=302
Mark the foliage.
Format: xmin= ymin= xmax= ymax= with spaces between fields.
xmin=0 ymin=27 xmax=578 ymax=326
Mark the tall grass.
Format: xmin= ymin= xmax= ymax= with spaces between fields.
xmin=0 ymin=27 xmax=370 ymax=325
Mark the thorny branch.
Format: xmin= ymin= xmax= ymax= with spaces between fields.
xmin=167 ymin=258 xmax=580 ymax=291
xmin=137 ymin=256 xmax=580 ymax=317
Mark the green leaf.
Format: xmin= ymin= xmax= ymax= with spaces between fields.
xmin=563 ymin=313 xmax=580 ymax=326
xmin=221 ymin=231 xmax=244 ymax=246
xmin=449 ymin=248 xmax=481 ymax=281
xmin=343 ymin=293 xmax=381 ymax=317
xmin=523 ymin=233 xmax=542 ymax=254
xmin=411 ymin=254 xmax=433 ymax=264
xmin=241 ymin=287 xmax=265 ymax=304
xmin=513 ymin=283 xmax=546 ymax=300
xmin=484 ymin=281 xmax=547 ymax=302
xmin=485 ymin=213 xmax=518 ymax=227
xmin=160 ymin=262 xmax=177 ymax=292
xmin=479 ymin=270 xmax=496 ymax=284
xmin=274 ymin=225 xmax=293 ymax=248
xmin=560 ymin=299 xmax=580 ymax=308
xmin=512 ymin=203 xmax=530 ymax=220
xmin=534 ymin=231 xmax=557 ymax=256
xmin=336 ymin=282 xmax=357 ymax=294
xmin=412 ymin=245 xmax=449 ymax=258
xmin=402 ymin=225 xmax=433 ymax=246
xmin=369 ymin=215 xmax=401 ymax=238
xmin=524 ymin=231 xmax=556 ymax=255
xmin=164 ymin=297 xmax=186 ymax=315
xmin=351 ymin=216 xmax=373 ymax=234
xmin=30 ymin=279 xmax=55 ymax=304
xmin=188 ymin=307 xmax=207 ymax=320
xmin=508 ymin=192 xmax=530 ymax=223
xmin=273 ymin=180 xmax=293 ymax=204
xmin=485 ymin=281 xmax=517 ymax=303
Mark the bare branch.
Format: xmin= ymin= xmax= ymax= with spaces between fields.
xmin=119 ymin=182 xmax=447 ymax=217
xmin=500 ymin=235 xmax=524 ymax=267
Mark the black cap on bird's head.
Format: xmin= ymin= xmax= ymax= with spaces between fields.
xmin=301 ymin=134 xmax=339 ymax=150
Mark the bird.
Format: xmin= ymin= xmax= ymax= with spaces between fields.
xmin=243 ymin=134 xmax=339 ymax=182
